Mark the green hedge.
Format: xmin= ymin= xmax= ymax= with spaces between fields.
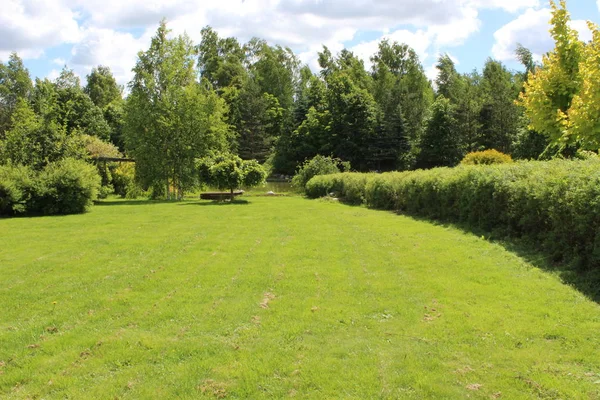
xmin=0 ymin=159 xmax=101 ymax=216
xmin=306 ymin=159 xmax=600 ymax=270
xmin=292 ymin=155 xmax=350 ymax=191
xmin=305 ymin=172 xmax=372 ymax=205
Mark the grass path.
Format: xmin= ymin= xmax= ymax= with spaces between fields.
xmin=1 ymin=196 xmax=599 ymax=399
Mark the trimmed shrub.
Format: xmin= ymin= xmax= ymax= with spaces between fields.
xmin=305 ymin=174 xmax=339 ymax=199
xmin=292 ymin=155 xmax=350 ymax=191
xmin=305 ymin=173 xmax=372 ymax=205
xmin=305 ymin=159 xmax=600 ymax=271
xmin=461 ymin=149 xmax=513 ymax=165
xmin=28 ymin=158 xmax=101 ymax=215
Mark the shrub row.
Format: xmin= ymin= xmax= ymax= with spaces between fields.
xmin=291 ymin=155 xmax=351 ymax=190
xmin=0 ymin=158 xmax=101 ymax=216
xmin=306 ymin=159 xmax=600 ymax=270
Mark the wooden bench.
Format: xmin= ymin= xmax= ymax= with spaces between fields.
xmin=200 ymin=191 xmax=244 ymax=201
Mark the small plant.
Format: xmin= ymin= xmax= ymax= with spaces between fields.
xmin=292 ymin=155 xmax=350 ymax=191
xmin=460 ymin=149 xmax=513 ymax=165
xmin=196 ymin=153 xmax=267 ymax=201
xmin=112 ymin=163 xmax=143 ymax=198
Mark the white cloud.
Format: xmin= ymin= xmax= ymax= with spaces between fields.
xmin=52 ymin=58 xmax=66 ymax=66
xmin=69 ymin=27 xmax=151 ymax=86
xmin=492 ymin=8 xmax=593 ymax=63
xmin=345 ymin=5 xmax=478 ymax=74
xmin=425 ymin=62 xmax=439 ymax=83
xmin=570 ymin=20 xmax=593 ymax=43
xmin=492 ymin=8 xmax=552 ymax=62
xmin=277 ymin=0 xmax=464 ymax=26
xmin=46 ymin=68 xmax=62 ymax=82
xmin=0 ymin=0 xmax=80 ymax=58
xmin=55 ymin=0 xmax=484 ymax=85
xmin=4 ymin=0 xmax=573 ymax=86
xmin=68 ymin=0 xmax=201 ymax=29
xmin=428 ymin=7 xmax=481 ymax=47
xmin=469 ymin=0 xmax=540 ymax=13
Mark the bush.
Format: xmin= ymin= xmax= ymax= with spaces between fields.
xmin=97 ymin=184 xmax=114 ymax=199
xmin=27 ymin=158 xmax=101 ymax=215
xmin=0 ymin=165 xmax=34 ymax=216
xmin=112 ymin=163 xmax=138 ymax=198
xmin=461 ymin=149 xmax=513 ymax=165
xmin=1 ymin=159 xmax=101 ymax=216
xmin=304 ymin=159 xmax=600 ymax=271
xmin=292 ymin=155 xmax=350 ymax=191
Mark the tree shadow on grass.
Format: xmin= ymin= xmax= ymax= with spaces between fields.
xmin=395 ymin=211 xmax=600 ymax=304
xmin=177 ymin=199 xmax=250 ymax=206
xmin=95 ymin=199 xmax=251 ymax=207
xmin=94 ymin=199 xmax=177 ymax=206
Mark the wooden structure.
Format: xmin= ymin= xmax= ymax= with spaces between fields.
xmin=200 ymin=191 xmax=244 ymax=201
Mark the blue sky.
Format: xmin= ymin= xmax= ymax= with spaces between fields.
xmin=2 ymin=0 xmax=599 ymax=86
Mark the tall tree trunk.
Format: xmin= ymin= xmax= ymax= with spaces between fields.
xmin=230 ymin=188 xmax=234 ymax=202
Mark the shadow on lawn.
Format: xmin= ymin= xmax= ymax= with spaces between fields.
xmin=94 ymin=199 xmax=176 ymax=206
xmin=95 ymin=199 xmax=251 ymax=207
xmin=401 ymin=212 xmax=600 ymax=304
xmin=178 ymin=200 xmax=250 ymax=206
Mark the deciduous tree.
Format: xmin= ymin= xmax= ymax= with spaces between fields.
xmin=197 ymin=153 xmax=266 ymax=201
xmin=85 ymin=66 xmax=122 ymax=109
xmin=520 ymin=0 xmax=583 ymax=151
xmin=125 ymin=21 xmax=230 ymax=199
xmin=0 ymin=53 xmax=33 ymax=136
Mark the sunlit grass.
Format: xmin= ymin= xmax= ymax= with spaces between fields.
xmin=0 ymin=196 xmax=599 ymax=398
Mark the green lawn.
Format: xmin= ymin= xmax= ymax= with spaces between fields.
xmin=1 ymin=196 xmax=599 ymax=399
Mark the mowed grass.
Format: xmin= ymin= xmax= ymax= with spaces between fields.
xmin=1 ymin=196 xmax=600 ymax=399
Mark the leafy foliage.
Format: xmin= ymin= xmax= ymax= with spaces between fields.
xmin=291 ymin=154 xmax=350 ymax=191
xmin=1 ymin=99 xmax=68 ymax=170
xmin=304 ymin=172 xmax=370 ymax=205
xmin=125 ymin=21 xmax=230 ymax=199
xmin=27 ymin=158 xmax=101 ymax=215
xmin=111 ymin=163 xmax=144 ymax=199
xmin=0 ymin=159 xmax=100 ymax=216
xmin=478 ymin=59 xmax=520 ymax=153
xmin=0 ymin=164 xmax=33 ymax=215
xmin=567 ymin=22 xmax=600 ymax=150
xmin=417 ymin=96 xmax=463 ymax=168
xmin=520 ymin=0 xmax=583 ymax=150
xmin=85 ymin=66 xmax=122 ymax=109
xmin=197 ymin=153 xmax=267 ymax=199
xmin=0 ymin=53 xmax=32 ymax=135
xmin=461 ymin=149 xmax=513 ymax=165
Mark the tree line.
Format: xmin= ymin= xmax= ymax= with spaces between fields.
xmin=0 ymin=0 xmax=596 ymax=199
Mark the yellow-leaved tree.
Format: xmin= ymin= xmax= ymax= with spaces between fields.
xmin=567 ymin=23 xmax=600 ymax=150
xmin=519 ymin=0 xmax=585 ymax=151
